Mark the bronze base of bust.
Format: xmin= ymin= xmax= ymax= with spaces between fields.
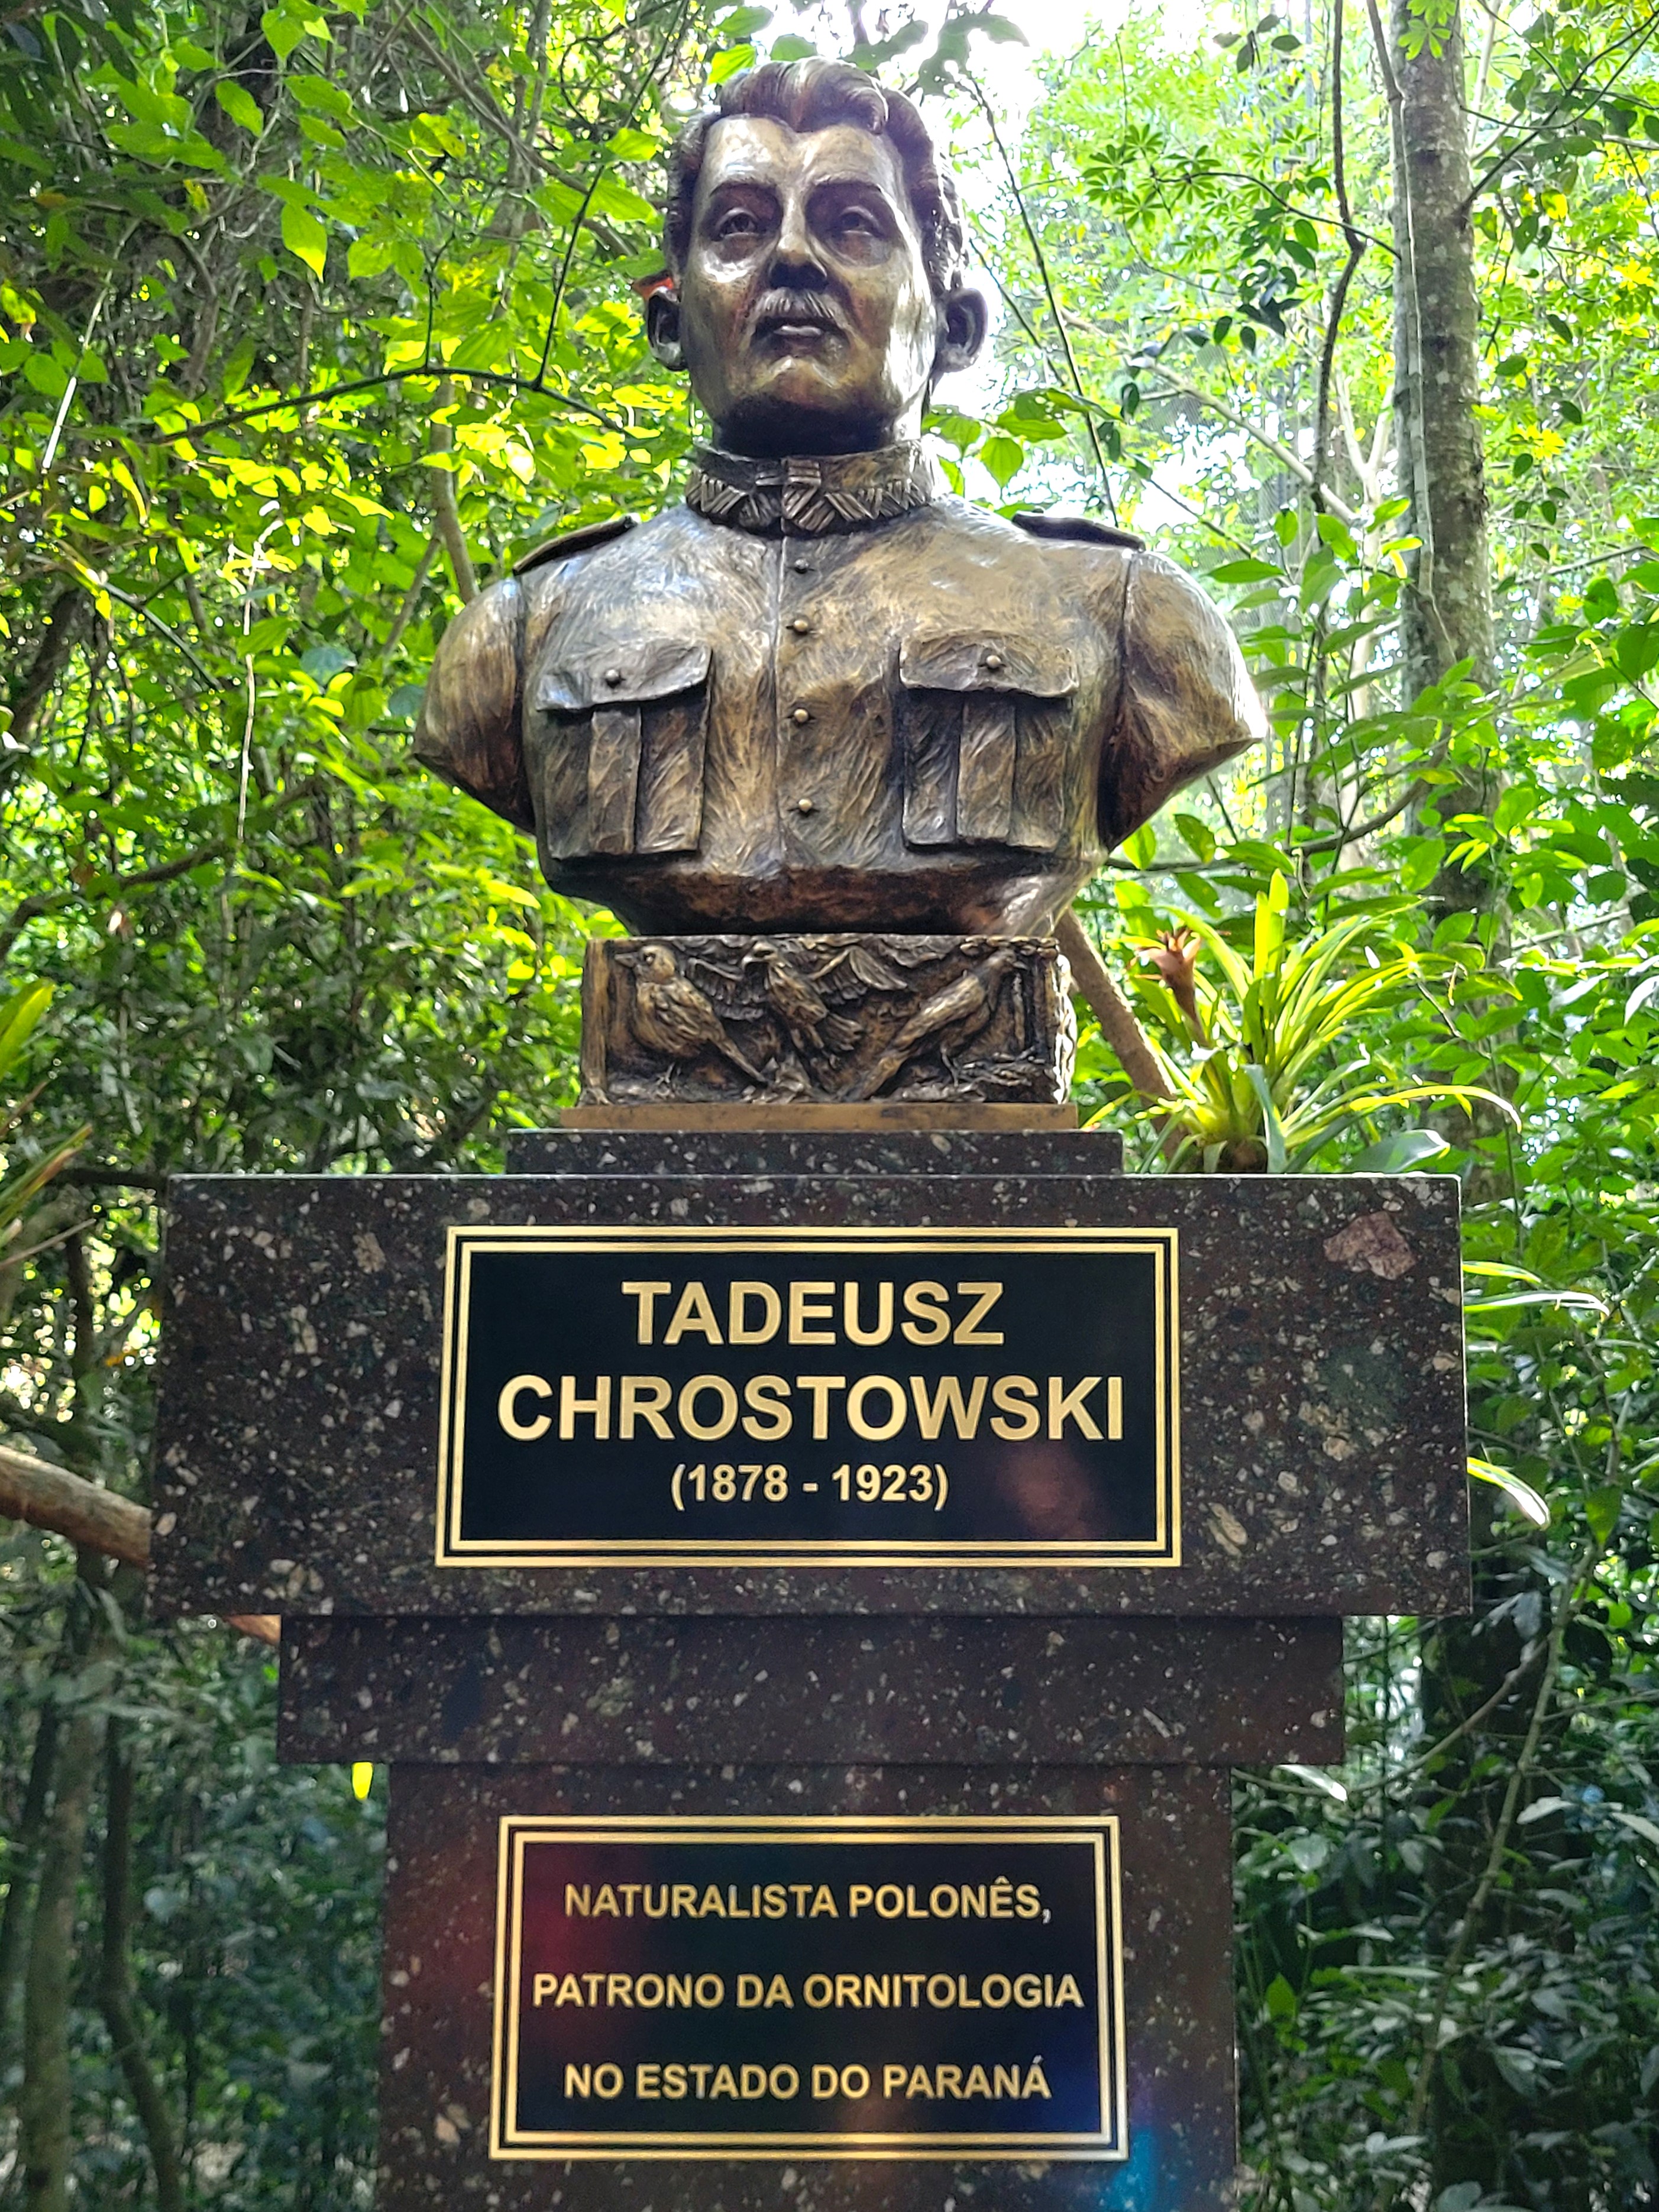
xmin=578 ymin=933 xmax=1075 ymax=1110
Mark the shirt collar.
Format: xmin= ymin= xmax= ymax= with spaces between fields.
xmin=684 ymin=442 xmax=940 ymax=537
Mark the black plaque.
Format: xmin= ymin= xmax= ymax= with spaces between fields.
xmin=491 ymin=1815 xmax=1125 ymax=2161
xmin=438 ymin=1227 xmax=1178 ymax=1569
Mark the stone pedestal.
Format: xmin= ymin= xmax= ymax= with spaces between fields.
xmin=153 ymin=1124 xmax=1467 ymax=2210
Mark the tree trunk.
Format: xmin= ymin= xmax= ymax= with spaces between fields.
xmin=1386 ymin=0 xmax=1500 ymax=915
xmin=19 ymin=1702 xmax=102 ymax=2212
xmin=1391 ymin=0 xmax=1493 ymax=699
xmin=101 ymin=1724 xmax=186 ymax=2212
xmin=17 ymin=1560 xmax=124 ymax=2212
xmin=0 ymin=1703 xmax=60 ymax=2068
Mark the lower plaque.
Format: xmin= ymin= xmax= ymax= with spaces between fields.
xmin=491 ymin=1815 xmax=1126 ymax=2162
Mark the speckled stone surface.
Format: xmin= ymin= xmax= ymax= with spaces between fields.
xmin=379 ymin=1761 xmax=1240 ymax=2212
xmin=152 ymin=1154 xmax=1467 ymax=1619
xmin=280 ymin=1614 xmax=1342 ymax=1767
xmin=505 ymin=1126 xmax=1125 ymax=1175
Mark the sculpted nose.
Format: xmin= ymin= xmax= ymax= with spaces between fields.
xmin=769 ymin=198 xmax=826 ymax=286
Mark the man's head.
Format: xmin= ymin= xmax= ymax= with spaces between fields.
xmin=651 ymin=60 xmax=987 ymax=457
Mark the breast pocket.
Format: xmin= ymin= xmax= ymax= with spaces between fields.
xmin=898 ymin=633 xmax=1078 ymax=852
xmin=530 ymin=638 xmax=711 ymax=858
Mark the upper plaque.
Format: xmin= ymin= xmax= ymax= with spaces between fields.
xmin=438 ymin=1226 xmax=1177 ymax=1570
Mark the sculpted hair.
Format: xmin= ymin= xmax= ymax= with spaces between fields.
xmin=664 ymin=59 xmax=970 ymax=298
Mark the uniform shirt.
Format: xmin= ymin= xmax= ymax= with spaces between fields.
xmin=413 ymin=442 xmax=1265 ymax=935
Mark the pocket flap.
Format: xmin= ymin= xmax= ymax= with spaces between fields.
xmin=533 ymin=637 xmax=712 ymax=713
xmin=899 ymin=633 xmax=1076 ymax=698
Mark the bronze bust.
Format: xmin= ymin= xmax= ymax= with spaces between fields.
xmin=413 ymin=59 xmax=1265 ymax=943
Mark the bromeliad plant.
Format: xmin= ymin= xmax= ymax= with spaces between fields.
xmin=1118 ymin=874 xmax=1512 ymax=1172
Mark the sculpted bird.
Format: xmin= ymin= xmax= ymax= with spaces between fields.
xmin=846 ymin=942 xmax=1023 ymax=1101
xmin=745 ymin=940 xmax=863 ymax=1059
xmin=625 ymin=944 xmax=769 ymax=1088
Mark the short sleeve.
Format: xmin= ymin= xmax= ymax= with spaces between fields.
xmin=1099 ymin=551 xmax=1266 ymax=848
xmin=411 ymin=577 xmax=532 ymax=831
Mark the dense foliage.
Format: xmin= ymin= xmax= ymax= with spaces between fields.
xmin=1 ymin=0 xmax=1657 ymax=2206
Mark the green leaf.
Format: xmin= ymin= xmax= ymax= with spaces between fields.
xmin=214 ymin=80 xmax=264 ymax=132
xmin=1209 ymin=556 xmax=1282 ymax=583
xmin=1469 ymin=1457 xmax=1550 ymax=1528
xmin=1584 ymin=1485 xmax=1623 ymax=1547
xmin=1173 ymin=811 xmax=1215 ymax=862
xmin=261 ymin=5 xmax=305 ymax=58
xmin=1350 ymin=1128 xmax=1451 ymax=1173
xmin=281 ymin=200 xmax=327 ymax=279
xmin=1263 ymin=1974 xmax=1298 ymax=2020
xmin=978 ymin=434 xmax=1024 ymax=489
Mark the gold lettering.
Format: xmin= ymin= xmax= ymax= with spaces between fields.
xmin=678 ymin=1375 xmax=738 ymax=1441
xmin=989 ymin=1375 xmax=1040 ymax=1440
xmin=728 ymin=1280 xmax=782 ymax=1344
xmin=665 ymin=1280 xmax=722 ymax=1345
xmin=789 ymin=1280 xmax=836 ymax=1343
xmin=1049 ymin=1374 xmax=1103 ymax=1438
xmin=843 ymin=1280 xmax=894 ymax=1345
xmin=1108 ymin=1373 xmax=1124 ymax=1439
xmin=741 ymin=1373 xmax=793 ymax=1440
xmin=953 ymin=1280 xmax=1005 ymax=1344
xmin=620 ymin=1375 xmax=672 ymax=1439
xmin=846 ymin=1374 xmax=907 ymax=1440
xmin=794 ymin=1375 xmax=846 ymax=1440
xmin=558 ymin=1374 xmax=610 ymax=1440
xmin=1016 ymin=1882 xmax=1042 ymax=1919
xmin=620 ymin=1280 xmax=671 ymax=1344
xmin=900 ymin=1280 xmax=950 ymax=1344
xmin=910 ymin=1374 xmax=987 ymax=1440
xmin=497 ymin=1374 xmax=552 ymax=1441
xmin=564 ymin=1884 xmax=590 ymax=1917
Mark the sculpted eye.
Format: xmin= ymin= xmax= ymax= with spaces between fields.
xmin=714 ymin=208 xmax=762 ymax=239
xmin=837 ymin=206 xmax=881 ymax=235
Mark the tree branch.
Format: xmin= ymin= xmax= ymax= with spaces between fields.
xmin=0 ymin=1443 xmax=277 ymax=1643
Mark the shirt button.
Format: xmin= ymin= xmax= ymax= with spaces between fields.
xmin=792 ymin=558 xmax=811 ymax=573
xmin=789 ymin=617 xmax=811 ymax=635
xmin=983 ymin=651 xmax=1005 ymax=672
xmin=795 ymin=797 xmax=816 ymax=814
xmin=791 ymin=707 xmax=811 ymax=725
xmin=603 ymin=667 xmax=624 ymax=685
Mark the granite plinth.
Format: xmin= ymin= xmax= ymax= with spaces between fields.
xmin=506 ymin=1126 xmax=1122 ymax=1173
xmin=279 ymin=1614 xmax=1343 ymax=1767
xmin=153 ymin=1150 xmax=1467 ymax=1621
xmin=378 ymin=1762 xmax=1239 ymax=2212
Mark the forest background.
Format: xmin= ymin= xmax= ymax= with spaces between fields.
xmin=1 ymin=0 xmax=1658 ymax=2202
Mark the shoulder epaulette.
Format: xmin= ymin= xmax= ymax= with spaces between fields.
xmin=1011 ymin=509 xmax=1145 ymax=552
xmin=512 ymin=513 xmax=638 ymax=577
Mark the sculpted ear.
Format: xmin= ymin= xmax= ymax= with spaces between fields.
xmin=646 ymin=288 xmax=686 ymax=373
xmin=933 ymin=286 xmax=989 ymax=381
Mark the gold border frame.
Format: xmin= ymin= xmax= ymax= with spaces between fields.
xmin=489 ymin=1813 xmax=1127 ymax=2163
xmin=436 ymin=1225 xmax=1180 ymax=1570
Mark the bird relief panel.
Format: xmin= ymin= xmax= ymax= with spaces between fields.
xmin=579 ymin=933 xmax=1075 ymax=1107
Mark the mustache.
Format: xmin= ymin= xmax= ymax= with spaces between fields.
xmin=749 ymin=287 xmax=846 ymax=337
